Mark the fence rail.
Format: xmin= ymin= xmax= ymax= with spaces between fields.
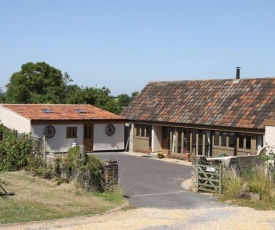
xmin=196 ymin=163 xmax=222 ymax=194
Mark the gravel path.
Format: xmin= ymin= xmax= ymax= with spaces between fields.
xmin=1 ymin=205 xmax=274 ymax=230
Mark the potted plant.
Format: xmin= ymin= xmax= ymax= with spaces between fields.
xmin=248 ymin=184 xmax=261 ymax=201
xmin=157 ymin=152 xmax=165 ymax=159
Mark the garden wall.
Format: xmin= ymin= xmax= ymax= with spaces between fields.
xmin=190 ymin=155 xmax=264 ymax=192
xmin=46 ymin=153 xmax=118 ymax=192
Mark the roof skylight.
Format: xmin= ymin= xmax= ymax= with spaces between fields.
xmin=75 ymin=109 xmax=87 ymax=114
xmin=41 ymin=109 xmax=53 ymax=113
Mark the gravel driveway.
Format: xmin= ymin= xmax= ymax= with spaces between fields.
xmin=1 ymin=205 xmax=275 ymax=230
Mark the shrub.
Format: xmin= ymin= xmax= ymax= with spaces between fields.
xmin=0 ymin=126 xmax=33 ymax=171
xmin=56 ymin=147 xmax=104 ymax=192
xmin=79 ymin=155 xmax=103 ymax=191
xmin=62 ymin=146 xmax=83 ymax=181
xmin=54 ymin=157 xmax=62 ymax=178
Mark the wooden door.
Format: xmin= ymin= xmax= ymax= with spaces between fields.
xmin=84 ymin=124 xmax=93 ymax=151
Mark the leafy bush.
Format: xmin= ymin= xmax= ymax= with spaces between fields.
xmin=61 ymin=146 xmax=84 ymax=181
xmin=54 ymin=157 xmax=62 ymax=178
xmin=79 ymin=155 xmax=103 ymax=191
xmin=27 ymin=154 xmax=55 ymax=179
xmin=55 ymin=147 xmax=104 ymax=191
xmin=0 ymin=126 xmax=32 ymax=171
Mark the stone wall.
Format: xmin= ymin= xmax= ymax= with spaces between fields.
xmin=101 ymin=160 xmax=118 ymax=191
xmin=45 ymin=153 xmax=118 ymax=192
xmin=190 ymin=155 xmax=265 ymax=193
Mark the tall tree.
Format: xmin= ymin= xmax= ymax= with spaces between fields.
xmin=0 ymin=90 xmax=6 ymax=103
xmin=117 ymin=94 xmax=131 ymax=113
xmin=131 ymin=91 xmax=139 ymax=101
xmin=115 ymin=91 xmax=139 ymax=114
xmin=6 ymin=62 xmax=71 ymax=104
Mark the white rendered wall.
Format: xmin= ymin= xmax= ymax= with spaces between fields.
xmin=0 ymin=106 xmax=31 ymax=133
xmin=93 ymin=123 xmax=124 ymax=151
xmin=129 ymin=123 xmax=134 ymax=152
xmin=152 ymin=125 xmax=162 ymax=152
xmin=265 ymin=126 xmax=275 ymax=149
xmin=32 ymin=124 xmax=84 ymax=152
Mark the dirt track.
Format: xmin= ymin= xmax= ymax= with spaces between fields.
xmin=1 ymin=205 xmax=275 ymax=230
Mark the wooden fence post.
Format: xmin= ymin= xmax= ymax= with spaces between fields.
xmin=195 ymin=156 xmax=199 ymax=192
xmin=43 ymin=135 xmax=46 ymax=163
xmin=219 ymin=163 xmax=222 ymax=195
xmin=80 ymin=145 xmax=86 ymax=166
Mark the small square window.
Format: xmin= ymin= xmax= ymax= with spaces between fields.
xmin=67 ymin=127 xmax=77 ymax=138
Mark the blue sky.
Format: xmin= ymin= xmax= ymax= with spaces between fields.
xmin=1 ymin=0 xmax=275 ymax=96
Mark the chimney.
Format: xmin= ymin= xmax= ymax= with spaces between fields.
xmin=236 ymin=67 xmax=241 ymax=79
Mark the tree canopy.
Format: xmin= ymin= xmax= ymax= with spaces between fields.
xmin=4 ymin=62 xmax=137 ymax=114
xmin=0 ymin=88 xmax=6 ymax=103
xmin=6 ymin=62 xmax=70 ymax=104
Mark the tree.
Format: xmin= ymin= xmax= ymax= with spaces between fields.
xmin=0 ymin=89 xmax=6 ymax=103
xmin=5 ymin=61 xmax=138 ymax=115
xmin=131 ymin=91 xmax=139 ymax=101
xmin=63 ymin=84 xmax=85 ymax=104
xmin=6 ymin=62 xmax=72 ymax=104
xmin=116 ymin=94 xmax=131 ymax=113
xmin=115 ymin=91 xmax=139 ymax=114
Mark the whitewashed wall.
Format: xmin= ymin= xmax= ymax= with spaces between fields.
xmin=32 ymin=124 xmax=84 ymax=152
xmin=152 ymin=125 xmax=162 ymax=152
xmin=265 ymin=125 xmax=275 ymax=152
xmin=0 ymin=106 xmax=31 ymax=133
xmin=128 ymin=123 xmax=134 ymax=152
xmin=93 ymin=123 xmax=124 ymax=151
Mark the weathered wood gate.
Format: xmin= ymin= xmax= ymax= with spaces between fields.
xmin=196 ymin=163 xmax=222 ymax=194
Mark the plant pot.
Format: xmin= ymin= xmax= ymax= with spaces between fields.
xmin=147 ymin=147 xmax=152 ymax=155
xmin=249 ymin=192 xmax=260 ymax=201
xmin=186 ymin=153 xmax=191 ymax=162
xmin=157 ymin=152 xmax=165 ymax=159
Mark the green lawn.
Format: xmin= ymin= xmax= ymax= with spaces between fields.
xmin=0 ymin=171 xmax=126 ymax=224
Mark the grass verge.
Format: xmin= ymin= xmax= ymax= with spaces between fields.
xmin=0 ymin=171 xmax=126 ymax=224
xmin=219 ymin=196 xmax=275 ymax=210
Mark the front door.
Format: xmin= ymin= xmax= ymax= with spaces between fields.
xmin=84 ymin=124 xmax=93 ymax=151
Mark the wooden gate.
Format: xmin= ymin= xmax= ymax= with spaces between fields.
xmin=196 ymin=163 xmax=222 ymax=194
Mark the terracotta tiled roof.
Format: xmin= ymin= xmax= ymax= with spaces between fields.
xmin=1 ymin=104 xmax=123 ymax=121
xmin=121 ymin=78 xmax=275 ymax=129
